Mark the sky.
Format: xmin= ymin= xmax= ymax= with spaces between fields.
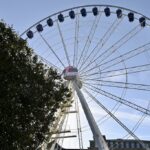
xmin=0 ymin=0 xmax=150 ymax=35
xmin=1 ymin=0 xmax=150 ymax=149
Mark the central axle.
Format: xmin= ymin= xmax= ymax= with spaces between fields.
xmin=62 ymin=66 xmax=82 ymax=88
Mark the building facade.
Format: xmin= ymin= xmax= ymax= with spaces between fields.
xmin=59 ymin=137 xmax=150 ymax=150
xmin=88 ymin=137 xmax=150 ymax=150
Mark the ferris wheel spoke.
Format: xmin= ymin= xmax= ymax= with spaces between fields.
xmin=56 ymin=21 xmax=71 ymax=66
xmin=80 ymin=24 xmax=142 ymax=76
xmin=77 ymin=12 xmax=101 ymax=68
xmin=38 ymin=33 xmax=65 ymax=68
xmin=82 ymin=42 xmax=150 ymax=77
xmin=84 ymin=88 xmax=149 ymax=150
xmin=84 ymin=83 xmax=150 ymax=116
xmin=73 ymin=11 xmax=79 ymax=67
xmin=78 ymin=11 xmax=102 ymax=69
xmin=123 ymin=118 xmax=144 ymax=140
xmin=101 ymin=63 xmax=150 ymax=77
xmin=79 ymin=16 xmax=124 ymax=73
xmin=36 ymin=54 xmax=63 ymax=72
xmin=83 ymin=85 xmax=123 ymax=126
xmin=123 ymin=110 xmax=146 ymax=139
xmin=81 ymin=63 xmax=150 ymax=80
xmin=84 ymin=80 xmax=150 ymax=91
xmin=100 ymin=42 xmax=150 ymax=72
xmin=122 ymin=102 xmax=150 ymax=139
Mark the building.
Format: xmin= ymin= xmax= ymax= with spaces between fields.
xmin=106 ymin=138 xmax=150 ymax=150
xmin=57 ymin=137 xmax=150 ymax=150
xmin=87 ymin=137 xmax=150 ymax=150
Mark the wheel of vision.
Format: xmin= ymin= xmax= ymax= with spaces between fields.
xmin=21 ymin=5 xmax=150 ymax=150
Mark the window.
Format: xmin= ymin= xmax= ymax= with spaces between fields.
xmin=136 ymin=143 xmax=140 ymax=149
xmin=131 ymin=142 xmax=135 ymax=148
xmin=90 ymin=141 xmax=95 ymax=148
xmin=109 ymin=141 xmax=114 ymax=149
xmin=125 ymin=142 xmax=130 ymax=148
xmin=115 ymin=142 xmax=119 ymax=149
xmin=145 ymin=143 xmax=149 ymax=149
xmin=120 ymin=142 xmax=124 ymax=149
xmin=107 ymin=141 xmax=110 ymax=147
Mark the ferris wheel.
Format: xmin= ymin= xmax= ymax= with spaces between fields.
xmin=21 ymin=5 xmax=150 ymax=150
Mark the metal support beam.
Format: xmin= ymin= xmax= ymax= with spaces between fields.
xmin=65 ymin=110 xmax=77 ymax=114
xmin=73 ymin=81 xmax=109 ymax=150
xmin=52 ymin=130 xmax=71 ymax=134
xmin=51 ymin=135 xmax=77 ymax=139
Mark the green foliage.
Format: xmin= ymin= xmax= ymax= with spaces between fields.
xmin=0 ymin=22 xmax=71 ymax=149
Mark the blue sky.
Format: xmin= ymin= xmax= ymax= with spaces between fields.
xmin=1 ymin=0 xmax=150 ymax=149
xmin=0 ymin=0 xmax=150 ymax=34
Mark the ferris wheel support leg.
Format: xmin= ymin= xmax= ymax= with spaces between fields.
xmin=72 ymin=81 xmax=109 ymax=150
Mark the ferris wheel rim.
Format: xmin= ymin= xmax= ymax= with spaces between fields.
xmin=20 ymin=4 xmax=150 ymax=37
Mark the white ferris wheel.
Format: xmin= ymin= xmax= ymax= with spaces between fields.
xmin=21 ymin=5 xmax=150 ymax=150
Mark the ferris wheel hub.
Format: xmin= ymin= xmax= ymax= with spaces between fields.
xmin=62 ymin=66 xmax=82 ymax=88
xmin=63 ymin=66 xmax=78 ymax=80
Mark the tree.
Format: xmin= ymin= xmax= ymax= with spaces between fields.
xmin=0 ymin=22 xmax=71 ymax=149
